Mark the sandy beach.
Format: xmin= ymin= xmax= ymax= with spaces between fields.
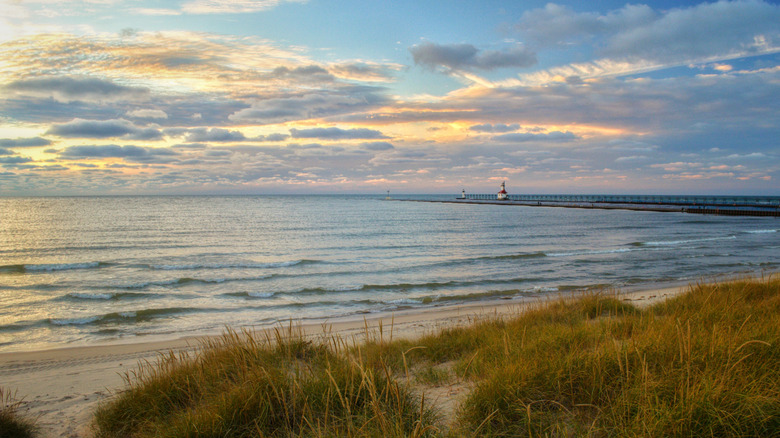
xmin=0 ymin=285 xmax=686 ymax=437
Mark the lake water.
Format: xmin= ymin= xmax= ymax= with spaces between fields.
xmin=1 ymin=195 xmax=778 ymax=352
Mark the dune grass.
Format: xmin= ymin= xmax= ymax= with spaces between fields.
xmin=93 ymin=325 xmax=439 ymax=437
xmin=0 ymin=388 xmax=37 ymax=438
xmin=93 ymin=277 xmax=780 ymax=437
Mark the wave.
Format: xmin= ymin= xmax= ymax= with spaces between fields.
xmin=547 ymin=248 xmax=633 ymax=257
xmin=480 ymin=252 xmax=548 ymax=261
xmin=0 ymin=264 xmax=26 ymax=274
xmin=745 ymin=229 xmax=778 ymax=234
xmin=632 ymin=235 xmax=736 ymax=247
xmin=556 ymin=283 xmax=614 ymax=292
xmin=307 ymin=288 xmax=552 ymax=308
xmin=0 ymin=321 xmax=38 ymax=333
xmin=231 ymin=289 xmax=535 ymax=311
xmin=223 ymin=291 xmax=277 ymax=299
xmin=0 ymin=261 xmax=112 ymax=274
xmin=62 ymin=291 xmax=155 ymax=301
xmin=121 ymin=277 xmax=224 ymax=289
xmin=244 ymin=277 xmax=543 ymax=299
xmin=147 ymin=259 xmax=321 ymax=271
xmin=113 ymin=275 xmax=273 ymax=290
xmin=292 ymin=281 xmax=465 ymax=295
xmin=421 ymin=289 xmax=528 ymax=304
xmin=46 ymin=307 xmax=206 ymax=326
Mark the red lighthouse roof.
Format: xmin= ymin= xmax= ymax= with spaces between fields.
xmin=497 ymin=181 xmax=508 ymax=200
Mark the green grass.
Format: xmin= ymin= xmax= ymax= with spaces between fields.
xmin=93 ymin=277 xmax=780 ymax=437
xmin=0 ymin=388 xmax=37 ymax=438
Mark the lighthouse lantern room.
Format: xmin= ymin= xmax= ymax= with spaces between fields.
xmin=497 ymin=181 xmax=509 ymax=200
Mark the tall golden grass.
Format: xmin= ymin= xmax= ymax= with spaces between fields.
xmin=0 ymin=388 xmax=37 ymax=438
xmin=93 ymin=277 xmax=780 ymax=437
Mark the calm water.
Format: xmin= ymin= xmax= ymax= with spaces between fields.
xmin=1 ymin=195 xmax=778 ymax=352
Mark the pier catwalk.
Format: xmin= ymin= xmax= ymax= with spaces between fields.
xmin=398 ymin=194 xmax=780 ymax=217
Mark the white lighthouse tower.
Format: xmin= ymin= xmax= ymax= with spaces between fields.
xmin=497 ymin=181 xmax=509 ymax=200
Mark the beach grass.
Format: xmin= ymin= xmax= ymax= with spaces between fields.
xmin=0 ymin=388 xmax=37 ymax=438
xmin=93 ymin=276 xmax=780 ymax=437
xmin=92 ymin=325 xmax=439 ymax=437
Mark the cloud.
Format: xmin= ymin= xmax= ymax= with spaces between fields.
xmin=290 ymin=127 xmax=389 ymax=140
xmin=409 ymin=42 xmax=537 ymax=72
xmin=256 ymin=133 xmax=290 ymax=142
xmin=204 ymin=149 xmax=233 ymax=157
xmin=0 ymin=148 xmax=14 ymax=155
xmin=0 ymin=156 xmax=33 ymax=164
xmin=470 ymin=123 xmax=520 ymax=133
xmin=1 ymin=31 xmax=398 ymax=128
xmin=0 ymin=137 xmax=52 ymax=148
xmin=184 ymin=128 xmax=246 ymax=142
xmin=725 ymin=152 xmax=767 ymax=159
xmin=615 ymin=155 xmax=648 ymax=162
xmin=517 ymin=1 xmax=780 ymax=64
xmin=181 ymin=0 xmax=307 ymax=14
xmin=493 ymin=131 xmax=578 ymax=142
xmin=330 ymin=62 xmax=401 ymax=82
xmin=60 ymin=145 xmax=149 ymax=158
xmin=230 ymin=90 xmax=388 ymax=124
xmin=59 ymin=145 xmax=178 ymax=161
xmin=268 ymin=65 xmax=334 ymax=82
xmin=46 ymin=119 xmax=163 ymax=140
xmin=126 ymin=109 xmax=169 ymax=119
xmin=132 ymin=8 xmax=181 ymax=16
xmin=3 ymin=76 xmax=150 ymax=103
xmin=518 ymin=3 xmax=656 ymax=46
xmin=360 ymin=142 xmax=394 ymax=151
xmin=172 ymin=143 xmax=208 ymax=149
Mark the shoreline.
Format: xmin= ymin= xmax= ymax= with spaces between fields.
xmin=0 ymin=281 xmax=733 ymax=437
xmin=0 ymin=276 xmax=705 ymax=355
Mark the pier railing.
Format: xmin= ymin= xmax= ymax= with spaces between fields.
xmin=461 ymin=194 xmax=780 ymax=208
xmin=442 ymin=194 xmax=780 ymax=216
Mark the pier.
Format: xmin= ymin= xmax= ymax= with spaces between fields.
xmin=403 ymin=194 xmax=780 ymax=217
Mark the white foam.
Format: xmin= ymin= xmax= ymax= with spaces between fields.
xmin=248 ymin=292 xmax=275 ymax=298
xmin=548 ymin=248 xmax=632 ymax=257
xmin=68 ymin=292 xmax=113 ymax=300
xmin=643 ymin=235 xmax=736 ymax=246
xmin=385 ymin=298 xmax=422 ymax=305
xmin=49 ymin=316 xmax=100 ymax=326
xmin=151 ymin=260 xmax=307 ymax=270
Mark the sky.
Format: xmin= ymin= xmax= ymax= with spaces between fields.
xmin=0 ymin=0 xmax=779 ymax=195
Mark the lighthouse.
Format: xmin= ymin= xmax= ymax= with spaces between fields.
xmin=497 ymin=181 xmax=509 ymax=200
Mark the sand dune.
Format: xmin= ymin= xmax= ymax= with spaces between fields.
xmin=0 ymin=286 xmax=682 ymax=437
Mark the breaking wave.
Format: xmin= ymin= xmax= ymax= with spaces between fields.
xmin=0 ymin=261 xmax=112 ymax=274
xmin=147 ymin=259 xmax=321 ymax=270
xmin=46 ymin=307 xmax=208 ymax=326
xmin=631 ymin=235 xmax=737 ymax=247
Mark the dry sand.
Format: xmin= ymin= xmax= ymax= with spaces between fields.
xmin=0 ymin=285 xmax=685 ymax=437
